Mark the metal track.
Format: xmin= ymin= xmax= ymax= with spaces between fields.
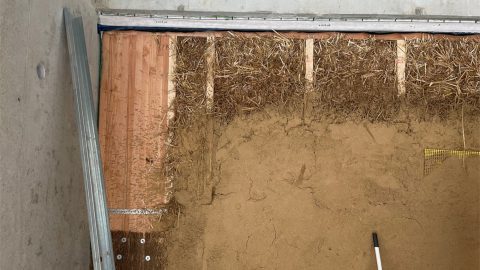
xmin=98 ymin=10 xmax=480 ymax=33
xmin=64 ymin=8 xmax=115 ymax=270
xmin=109 ymin=208 xmax=168 ymax=215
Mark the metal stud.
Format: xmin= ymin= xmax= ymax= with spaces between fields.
xmin=145 ymin=255 xmax=151 ymax=261
xmin=121 ymin=237 xmax=127 ymax=243
xmin=140 ymin=238 xmax=145 ymax=244
xmin=116 ymin=254 xmax=122 ymax=260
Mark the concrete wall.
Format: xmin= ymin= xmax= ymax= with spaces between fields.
xmin=102 ymin=0 xmax=480 ymax=16
xmin=0 ymin=1 xmax=99 ymax=269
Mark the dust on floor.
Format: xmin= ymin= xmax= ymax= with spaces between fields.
xmin=167 ymin=111 xmax=480 ymax=270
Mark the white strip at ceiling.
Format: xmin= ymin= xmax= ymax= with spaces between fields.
xmin=99 ymin=12 xmax=480 ymax=33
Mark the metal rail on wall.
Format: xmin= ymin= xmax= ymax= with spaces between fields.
xmin=98 ymin=10 xmax=480 ymax=33
xmin=64 ymin=8 xmax=115 ymax=270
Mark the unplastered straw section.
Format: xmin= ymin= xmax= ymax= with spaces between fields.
xmin=172 ymin=37 xmax=208 ymax=127
xmin=313 ymin=37 xmax=398 ymax=122
xmin=175 ymin=35 xmax=400 ymax=124
xmin=174 ymin=33 xmax=480 ymax=124
xmin=406 ymin=39 xmax=480 ymax=118
xmin=170 ymin=36 xmax=211 ymax=200
xmin=214 ymin=34 xmax=306 ymax=121
xmin=172 ymin=34 xmax=306 ymax=123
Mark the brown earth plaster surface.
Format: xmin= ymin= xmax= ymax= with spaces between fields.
xmin=167 ymin=111 xmax=480 ymax=270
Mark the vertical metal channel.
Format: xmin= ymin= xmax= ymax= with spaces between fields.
xmin=64 ymin=8 xmax=115 ymax=270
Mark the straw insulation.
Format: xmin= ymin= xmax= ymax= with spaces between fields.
xmin=174 ymin=37 xmax=209 ymax=127
xmin=214 ymin=34 xmax=306 ymax=121
xmin=406 ymin=39 xmax=480 ymax=118
xmin=171 ymin=36 xmax=211 ymax=193
xmin=173 ymin=34 xmax=479 ymax=124
xmin=313 ymin=37 xmax=398 ymax=122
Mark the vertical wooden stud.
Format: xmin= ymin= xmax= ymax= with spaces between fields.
xmin=396 ymin=39 xmax=407 ymax=96
xmin=164 ymin=34 xmax=177 ymax=204
xmin=202 ymin=36 xmax=216 ymax=204
xmin=305 ymin=38 xmax=314 ymax=91
xmin=206 ymin=36 xmax=215 ymax=110
xmin=303 ymin=38 xmax=314 ymax=123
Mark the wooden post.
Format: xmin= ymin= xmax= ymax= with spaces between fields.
xmin=202 ymin=36 xmax=216 ymax=204
xmin=99 ymin=32 xmax=170 ymax=232
xmin=100 ymin=32 xmax=172 ymax=269
xmin=206 ymin=36 xmax=215 ymax=110
xmin=396 ymin=39 xmax=407 ymax=96
xmin=164 ymin=34 xmax=177 ymax=204
xmin=305 ymin=39 xmax=314 ymax=90
xmin=167 ymin=35 xmax=177 ymax=127
xmin=303 ymin=38 xmax=314 ymax=122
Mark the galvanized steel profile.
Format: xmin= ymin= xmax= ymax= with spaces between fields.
xmin=98 ymin=11 xmax=480 ymax=33
xmin=64 ymin=8 xmax=115 ymax=270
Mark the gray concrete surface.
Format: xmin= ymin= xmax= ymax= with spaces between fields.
xmin=0 ymin=1 xmax=99 ymax=269
xmin=101 ymin=0 xmax=480 ymax=16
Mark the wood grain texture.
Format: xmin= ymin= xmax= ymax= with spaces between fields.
xmin=164 ymin=31 xmax=480 ymax=41
xmin=202 ymin=36 xmax=216 ymax=204
xmin=396 ymin=39 xmax=407 ymax=96
xmin=99 ymin=31 xmax=170 ymax=233
xmin=305 ymin=38 xmax=314 ymax=88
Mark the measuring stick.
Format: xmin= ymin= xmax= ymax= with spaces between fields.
xmin=373 ymin=233 xmax=383 ymax=270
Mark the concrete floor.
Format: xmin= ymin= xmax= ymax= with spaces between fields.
xmin=0 ymin=0 xmax=99 ymax=269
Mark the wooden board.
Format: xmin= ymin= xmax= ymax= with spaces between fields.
xmin=158 ymin=31 xmax=480 ymax=41
xmin=396 ymin=40 xmax=407 ymax=96
xmin=99 ymin=31 xmax=170 ymax=233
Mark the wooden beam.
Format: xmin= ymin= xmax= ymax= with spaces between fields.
xmin=167 ymin=35 xmax=177 ymax=126
xmin=302 ymin=38 xmax=314 ymax=123
xmin=99 ymin=31 xmax=170 ymax=233
xmin=396 ymin=39 xmax=407 ymax=96
xmin=305 ymin=39 xmax=314 ymax=91
xmin=164 ymin=34 xmax=177 ymax=204
xmin=202 ymin=36 xmax=216 ymax=204
xmin=153 ymin=31 xmax=480 ymax=41
xmin=206 ymin=36 xmax=215 ymax=110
